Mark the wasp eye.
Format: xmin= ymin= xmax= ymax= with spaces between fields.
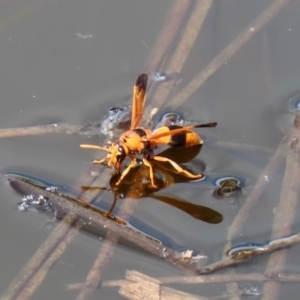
xmin=116 ymin=146 xmax=126 ymax=162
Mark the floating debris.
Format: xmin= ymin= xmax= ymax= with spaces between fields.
xmin=241 ymin=286 xmax=260 ymax=297
xmin=151 ymin=72 xmax=183 ymax=84
xmin=76 ymin=33 xmax=94 ymax=39
xmin=77 ymin=106 xmax=131 ymax=137
xmin=227 ymin=243 xmax=266 ymax=260
xmin=18 ymin=193 xmax=62 ymax=219
xmin=45 ymin=186 xmax=58 ymax=192
xmin=105 ymin=106 xmax=131 ymax=132
xmin=181 ymin=249 xmax=193 ymax=260
xmin=213 ymin=176 xmax=243 ymax=198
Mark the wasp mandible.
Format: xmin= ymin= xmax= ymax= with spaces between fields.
xmin=80 ymin=74 xmax=217 ymax=188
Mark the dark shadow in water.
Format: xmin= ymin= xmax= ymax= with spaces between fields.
xmin=83 ymin=145 xmax=223 ymax=224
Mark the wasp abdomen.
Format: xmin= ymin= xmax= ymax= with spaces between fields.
xmin=168 ymin=125 xmax=202 ymax=147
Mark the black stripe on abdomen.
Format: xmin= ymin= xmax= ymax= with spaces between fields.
xmin=168 ymin=125 xmax=186 ymax=147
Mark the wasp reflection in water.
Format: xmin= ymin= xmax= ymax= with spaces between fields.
xmin=82 ymin=145 xmax=223 ymax=224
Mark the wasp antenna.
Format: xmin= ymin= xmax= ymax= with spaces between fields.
xmin=195 ymin=122 xmax=217 ymax=128
xmin=80 ymin=144 xmax=110 ymax=152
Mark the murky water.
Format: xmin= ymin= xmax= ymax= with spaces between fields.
xmin=0 ymin=0 xmax=300 ymax=299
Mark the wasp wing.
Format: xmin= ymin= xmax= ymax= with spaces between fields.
xmin=130 ymin=73 xmax=148 ymax=129
xmin=148 ymin=122 xmax=217 ymax=141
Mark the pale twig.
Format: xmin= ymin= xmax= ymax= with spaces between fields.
xmin=199 ymin=231 xmax=300 ymax=274
xmin=223 ymin=133 xmax=289 ymax=252
xmin=262 ymin=112 xmax=300 ymax=299
xmin=0 ymin=124 xmax=81 ymax=138
xmin=14 ymin=224 xmax=82 ymax=300
xmin=67 ymin=271 xmax=300 ymax=291
xmin=76 ymin=186 xmax=142 ymax=299
xmin=6 ymin=176 xmax=201 ymax=274
xmin=144 ymin=0 xmax=213 ymax=126
xmin=168 ymin=0 xmax=292 ymax=110
xmin=1 ymin=217 xmax=80 ymax=300
xmin=145 ymin=0 xmax=191 ymax=73
xmin=215 ymin=140 xmax=274 ymax=156
xmin=1 ymin=164 xmax=112 ymax=300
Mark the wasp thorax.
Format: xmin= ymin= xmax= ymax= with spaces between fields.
xmin=120 ymin=128 xmax=149 ymax=152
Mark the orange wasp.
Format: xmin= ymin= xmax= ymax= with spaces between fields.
xmin=80 ymin=74 xmax=217 ymax=188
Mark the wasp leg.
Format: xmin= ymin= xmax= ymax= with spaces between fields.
xmin=153 ymin=156 xmax=204 ymax=180
xmin=115 ymin=158 xmax=137 ymax=186
xmin=93 ymin=158 xmax=106 ymax=165
xmin=142 ymin=158 xmax=157 ymax=188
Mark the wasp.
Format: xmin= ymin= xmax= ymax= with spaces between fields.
xmin=80 ymin=73 xmax=217 ymax=188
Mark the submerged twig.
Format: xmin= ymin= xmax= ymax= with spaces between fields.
xmin=199 ymin=231 xmax=300 ymax=274
xmin=0 ymin=121 xmax=274 ymax=157
xmin=6 ymin=176 xmax=201 ymax=270
xmin=15 ymin=223 xmax=82 ymax=300
xmin=262 ymin=112 xmax=300 ymax=299
xmin=215 ymin=140 xmax=274 ymax=156
xmin=67 ymin=270 xmax=300 ymax=291
xmin=224 ymin=133 xmax=288 ymax=252
xmin=188 ymin=113 xmax=299 ymax=281
xmin=76 ymin=170 xmax=146 ymax=299
xmin=144 ymin=0 xmax=213 ymax=125
xmin=0 ymin=124 xmax=81 ymax=138
xmin=1 ymin=218 xmax=79 ymax=300
xmin=168 ymin=0 xmax=292 ymax=110
xmin=109 ymin=271 xmax=210 ymax=300
xmin=1 ymin=165 xmax=112 ymax=300
xmin=184 ymin=113 xmax=297 ymax=278
xmin=145 ymin=0 xmax=191 ymax=73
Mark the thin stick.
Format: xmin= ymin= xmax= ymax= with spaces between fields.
xmin=149 ymin=0 xmax=213 ymax=108
xmin=224 ymin=133 xmax=288 ymax=252
xmin=185 ymin=123 xmax=291 ymax=277
xmin=76 ymin=164 xmax=165 ymax=299
xmin=0 ymin=206 xmax=81 ymax=300
xmin=188 ymin=113 xmax=299 ymax=276
xmin=154 ymin=272 xmax=300 ymax=285
xmin=76 ymin=200 xmax=139 ymax=300
xmin=6 ymin=176 xmax=200 ymax=270
xmin=262 ymin=112 xmax=300 ymax=299
xmin=1 ymin=165 xmax=112 ymax=300
xmin=0 ymin=124 xmax=81 ymax=138
xmin=119 ymin=271 xmax=210 ymax=300
xmin=67 ymin=271 xmax=300 ymax=291
xmin=145 ymin=0 xmax=191 ymax=73
xmin=144 ymin=0 xmax=213 ymax=126
xmin=14 ymin=223 xmax=82 ymax=300
xmin=168 ymin=0 xmax=292 ymax=110
xmin=215 ymin=140 xmax=274 ymax=156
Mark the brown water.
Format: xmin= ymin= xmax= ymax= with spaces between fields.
xmin=0 ymin=0 xmax=300 ymax=299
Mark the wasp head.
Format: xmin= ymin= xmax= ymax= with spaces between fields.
xmin=80 ymin=141 xmax=129 ymax=172
xmin=105 ymin=141 xmax=128 ymax=171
